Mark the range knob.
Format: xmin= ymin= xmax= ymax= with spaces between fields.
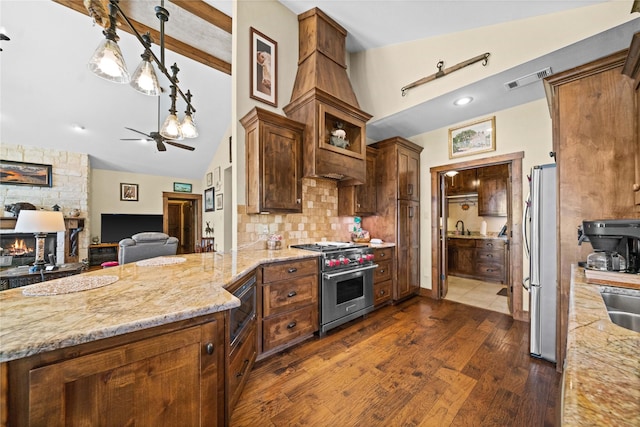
xmin=358 ymin=256 xmax=364 ymax=264
xmin=341 ymin=257 xmax=350 ymax=265
xmin=366 ymin=254 xmax=374 ymax=261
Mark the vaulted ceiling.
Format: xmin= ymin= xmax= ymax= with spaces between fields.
xmin=1 ymin=1 xmax=637 ymax=179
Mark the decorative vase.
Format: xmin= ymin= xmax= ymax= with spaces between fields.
xmin=267 ymin=240 xmax=282 ymax=250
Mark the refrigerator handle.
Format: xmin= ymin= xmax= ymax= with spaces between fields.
xmin=530 ymin=170 xmax=541 ymax=286
xmin=522 ymin=276 xmax=530 ymax=291
xmin=523 ymin=193 xmax=530 ymax=259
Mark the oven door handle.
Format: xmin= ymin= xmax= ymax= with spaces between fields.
xmin=322 ymin=264 xmax=378 ymax=280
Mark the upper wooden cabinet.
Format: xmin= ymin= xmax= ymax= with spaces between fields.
xmin=621 ymin=31 xmax=640 ymax=208
xmin=446 ymin=169 xmax=478 ymax=196
xmin=338 ymin=146 xmax=378 ymax=216
xmin=241 ymin=107 xmax=305 ymax=214
xmin=398 ymin=145 xmax=421 ymax=201
xmin=477 ymin=164 xmax=508 ymax=217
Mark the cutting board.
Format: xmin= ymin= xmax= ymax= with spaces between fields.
xmin=584 ymin=269 xmax=640 ymax=290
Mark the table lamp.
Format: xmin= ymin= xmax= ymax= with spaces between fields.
xmin=14 ymin=210 xmax=66 ymax=270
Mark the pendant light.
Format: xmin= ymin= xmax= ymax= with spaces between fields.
xmin=180 ymin=91 xmax=198 ymax=139
xmin=130 ymin=33 xmax=161 ymax=96
xmin=160 ymin=65 xmax=183 ymax=140
xmin=87 ymin=2 xmax=130 ymax=83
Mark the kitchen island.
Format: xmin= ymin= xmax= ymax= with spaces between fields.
xmin=0 ymin=248 xmax=319 ymax=425
xmin=563 ymin=266 xmax=639 ymax=426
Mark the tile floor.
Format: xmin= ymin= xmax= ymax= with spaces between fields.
xmin=445 ymin=275 xmax=510 ymax=315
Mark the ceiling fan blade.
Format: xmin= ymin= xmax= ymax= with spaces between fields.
xmin=124 ymin=127 xmax=152 ymax=138
xmin=156 ymin=140 xmax=167 ymax=152
xmin=165 ymin=140 xmax=196 ymax=151
xmin=120 ymin=138 xmax=152 ymax=141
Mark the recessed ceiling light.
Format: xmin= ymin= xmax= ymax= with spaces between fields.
xmin=444 ymin=171 xmax=459 ymax=177
xmin=72 ymin=124 xmax=86 ymax=132
xmin=454 ymin=96 xmax=473 ymax=106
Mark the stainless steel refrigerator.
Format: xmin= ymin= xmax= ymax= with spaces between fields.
xmin=524 ymin=164 xmax=557 ymax=363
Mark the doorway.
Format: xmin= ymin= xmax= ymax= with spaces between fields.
xmin=430 ymin=152 xmax=526 ymax=321
xmin=162 ymin=192 xmax=203 ymax=254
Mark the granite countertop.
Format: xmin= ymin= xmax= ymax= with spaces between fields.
xmin=0 ymin=248 xmax=319 ymax=363
xmin=446 ymin=231 xmax=507 ymax=240
xmin=563 ymin=266 xmax=639 ymax=426
xmin=367 ymin=242 xmax=396 ymax=249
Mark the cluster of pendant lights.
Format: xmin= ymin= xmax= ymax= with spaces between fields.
xmin=87 ymin=0 xmax=198 ymax=140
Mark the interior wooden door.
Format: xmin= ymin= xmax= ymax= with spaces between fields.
xmin=181 ymin=201 xmax=194 ymax=253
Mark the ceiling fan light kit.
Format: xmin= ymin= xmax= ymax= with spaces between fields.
xmin=86 ymin=0 xmax=198 ymax=145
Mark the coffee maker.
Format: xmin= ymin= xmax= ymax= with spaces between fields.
xmin=581 ymin=219 xmax=640 ymax=273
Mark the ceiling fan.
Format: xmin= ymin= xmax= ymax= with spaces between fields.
xmin=120 ymin=97 xmax=195 ymax=152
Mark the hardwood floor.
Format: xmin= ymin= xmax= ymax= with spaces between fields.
xmin=231 ymin=296 xmax=561 ymax=427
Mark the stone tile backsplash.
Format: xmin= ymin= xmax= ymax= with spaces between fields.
xmin=237 ymin=178 xmax=355 ymax=248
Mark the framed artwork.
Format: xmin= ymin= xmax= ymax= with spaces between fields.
xmin=204 ymin=187 xmax=215 ymax=212
xmin=173 ymin=182 xmax=192 ymax=193
xmin=120 ymin=183 xmax=138 ymax=201
xmin=206 ymin=172 xmax=213 ymax=187
xmin=0 ymin=160 xmax=52 ymax=187
xmin=214 ymin=166 xmax=222 ymax=192
xmin=215 ymin=193 xmax=223 ymax=210
xmin=448 ymin=116 xmax=496 ymax=159
xmin=250 ymin=27 xmax=277 ymax=107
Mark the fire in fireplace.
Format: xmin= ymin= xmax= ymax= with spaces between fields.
xmin=0 ymin=232 xmax=57 ymax=268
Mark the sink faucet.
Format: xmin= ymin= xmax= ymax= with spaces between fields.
xmin=455 ymin=220 xmax=465 ymax=235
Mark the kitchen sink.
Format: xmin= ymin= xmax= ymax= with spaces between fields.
xmin=600 ymin=290 xmax=640 ymax=333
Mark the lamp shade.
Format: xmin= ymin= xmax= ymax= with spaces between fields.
xmin=130 ymin=59 xmax=161 ymax=96
xmin=88 ymin=39 xmax=131 ymax=84
xmin=14 ymin=211 xmax=66 ymax=233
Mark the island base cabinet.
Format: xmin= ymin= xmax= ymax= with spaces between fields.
xmin=7 ymin=314 xmax=225 ymax=426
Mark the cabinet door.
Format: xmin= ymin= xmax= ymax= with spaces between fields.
xmin=355 ymin=149 xmax=378 ymax=215
xmin=262 ymin=123 xmax=303 ymax=212
xmin=398 ymin=147 xmax=420 ymax=201
xmin=478 ymin=164 xmax=508 ymax=216
xmin=26 ymin=320 xmax=222 ymax=426
xmin=396 ymin=200 xmax=420 ymax=300
xmin=447 ymin=169 xmax=478 ymax=196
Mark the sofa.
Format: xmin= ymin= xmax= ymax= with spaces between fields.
xmin=118 ymin=232 xmax=179 ymax=265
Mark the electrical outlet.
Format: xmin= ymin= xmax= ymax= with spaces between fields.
xmin=261 ymin=225 xmax=269 ymax=234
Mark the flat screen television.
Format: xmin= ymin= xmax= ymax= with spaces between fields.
xmin=101 ymin=214 xmax=164 ymax=244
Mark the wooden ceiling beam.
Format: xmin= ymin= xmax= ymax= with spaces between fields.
xmin=52 ymin=0 xmax=232 ymax=75
xmin=170 ymin=0 xmax=232 ymax=35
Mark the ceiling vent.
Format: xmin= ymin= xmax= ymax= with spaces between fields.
xmin=504 ymin=67 xmax=552 ymax=90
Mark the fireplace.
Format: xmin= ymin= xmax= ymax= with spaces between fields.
xmin=1 ymin=232 xmax=58 ymax=268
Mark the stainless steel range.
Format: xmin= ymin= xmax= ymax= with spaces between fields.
xmin=291 ymin=242 xmax=377 ymax=335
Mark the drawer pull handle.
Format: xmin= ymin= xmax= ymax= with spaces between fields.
xmin=287 ymin=291 xmax=297 ymax=298
xmin=379 ymin=269 xmax=385 ymax=273
xmin=487 ymin=254 xmax=493 ymax=258
xmin=287 ymin=321 xmax=297 ymax=329
xmin=288 ymin=268 xmax=297 ymax=273
xmin=380 ymin=253 xmax=385 ymax=257
xmin=487 ymin=269 xmax=494 ymax=272
xmin=487 ymin=243 xmax=493 ymax=247
xmin=380 ymin=290 xmax=385 ymax=295
xmin=205 ymin=343 xmax=214 ymax=355
xmin=236 ymin=359 xmax=250 ymax=378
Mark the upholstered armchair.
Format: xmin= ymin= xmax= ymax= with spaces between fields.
xmin=118 ymin=232 xmax=179 ymax=265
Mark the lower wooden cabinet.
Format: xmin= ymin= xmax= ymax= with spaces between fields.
xmin=258 ymin=258 xmax=319 ymax=359
xmin=448 ymin=237 xmax=506 ymax=283
xmin=6 ymin=313 xmax=225 ymax=426
xmin=227 ymin=321 xmax=257 ymax=413
xmin=373 ymin=247 xmax=394 ymax=307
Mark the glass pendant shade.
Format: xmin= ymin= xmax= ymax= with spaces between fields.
xmin=88 ymin=39 xmax=130 ymax=83
xmin=130 ymin=59 xmax=160 ymax=96
xmin=180 ymin=114 xmax=198 ymax=139
xmin=160 ymin=114 xmax=183 ymax=140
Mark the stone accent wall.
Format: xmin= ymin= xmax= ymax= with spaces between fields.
xmin=0 ymin=143 xmax=90 ymax=262
xmin=237 ymin=178 xmax=356 ymax=249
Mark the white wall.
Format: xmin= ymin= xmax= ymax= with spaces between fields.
xmin=90 ymin=169 xmax=200 ymax=243
xmin=349 ymin=1 xmax=636 ymax=122
xmin=412 ymin=98 xmax=553 ymax=290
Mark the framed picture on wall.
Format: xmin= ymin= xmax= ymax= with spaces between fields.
xmin=206 ymin=172 xmax=213 ymax=187
xmin=204 ymin=187 xmax=214 ymax=212
xmin=0 ymin=160 xmax=52 ymax=187
xmin=448 ymin=116 xmax=496 ymax=159
xmin=250 ymin=27 xmax=277 ymax=107
xmin=215 ymin=193 xmax=223 ymax=210
xmin=120 ymin=183 xmax=138 ymax=201
xmin=173 ymin=182 xmax=192 ymax=193
xmin=214 ymin=166 xmax=222 ymax=192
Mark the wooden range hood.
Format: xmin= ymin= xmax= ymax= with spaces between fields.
xmin=283 ymin=8 xmax=372 ymax=185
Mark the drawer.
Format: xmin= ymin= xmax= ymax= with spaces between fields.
xmin=475 ymin=249 xmax=504 ymax=262
xmin=262 ymin=258 xmax=318 ymax=283
xmin=475 ymin=239 xmax=504 ymax=250
xmin=475 ymin=262 xmax=504 ymax=281
xmin=262 ymin=275 xmax=318 ymax=317
xmin=447 ymin=238 xmax=475 ymax=248
xmin=374 ymin=247 xmax=393 ymax=261
xmin=228 ymin=322 xmax=257 ymax=409
xmin=373 ymin=280 xmax=392 ymax=306
xmin=374 ymin=260 xmax=392 ymax=283
xmin=262 ymin=305 xmax=318 ymax=352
